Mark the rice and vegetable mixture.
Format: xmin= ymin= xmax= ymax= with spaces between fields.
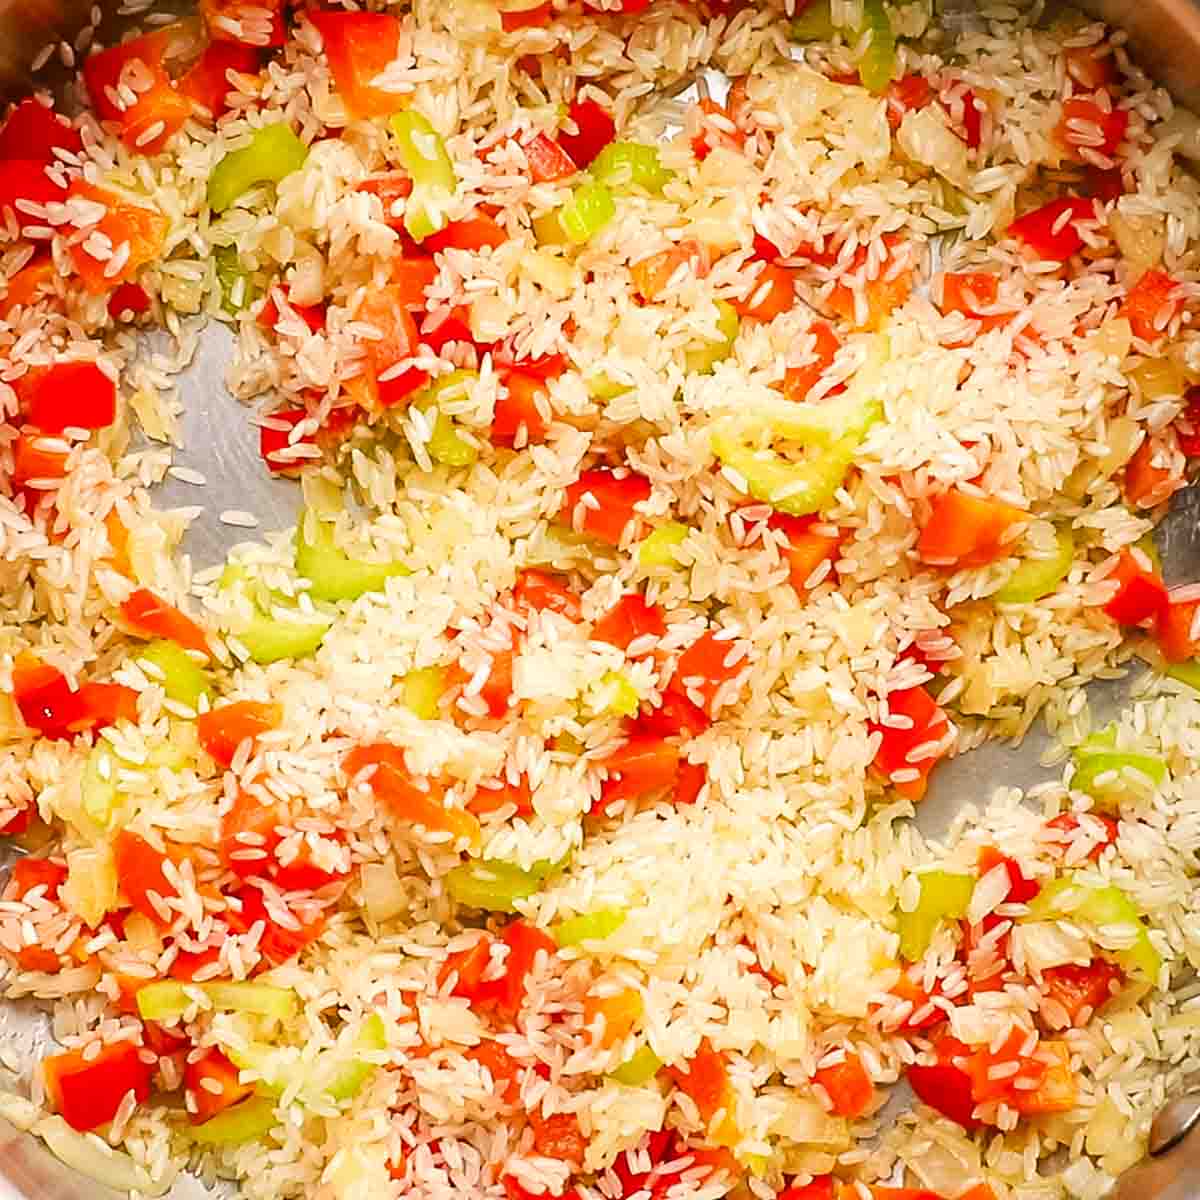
xmin=4 ymin=0 xmax=1200 ymax=1197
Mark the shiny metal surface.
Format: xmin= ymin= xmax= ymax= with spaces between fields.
xmin=1 ymin=2 xmax=1200 ymax=1199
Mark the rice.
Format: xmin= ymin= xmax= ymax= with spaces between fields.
xmin=1 ymin=2 xmax=1200 ymax=1199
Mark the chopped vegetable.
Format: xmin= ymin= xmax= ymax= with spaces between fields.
xmin=730 ymin=263 xmax=796 ymax=323
xmin=683 ymin=299 xmax=740 ymax=374
xmin=557 ymin=179 xmax=616 ymax=244
xmin=897 ymin=870 xmax=974 ymax=961
xmin=445 ymin=859 xmax=542 ymax=911
xmin=18 ymin=362 xmax=116 ymax=434
xmin=415 ymin=370 xmax=481 ymax=467
xmin=667 ymin=1041 xmax=738 ymax=1148
xmin=196 ymin=700 xmax=281 ymax=766
xmin=770 ymin=513 xmax=842 ymax=594
xmin=492 ymin=371 xmax=550 ymax=448
xmin=610 ymin=1043 xmax=663 ymax=1085
xmin=918 ymin=488 xmax=1027 ymax=567
xmin=390 ymin=110 xmax=456 ymax=241
xmin=403 ymin=666 xmax=447 ymax=719
xmin=43 ymin=1042 xmax=151 ymax=1132
xmin=208 ymin=123 xmax=308 ymax=212
xmin=1119 ymin=269 xmax=1180 ymax=342
xmin=589 ymin=142 xmax=672 ymax=193
xmin=556 ymin=98 xmax=615 ymax=169
xmin=792 ymin=1 xmax=836 ymax=41
xmin=638 ymin=522 xmax=689 ymax=567
xmin=813 ymin=1051 xmax=875 ymax=1117
xmin=523 ymin=132 xmax=577 ymax=182
xmin=1055 ymin=96 xmax=1128 ymax=159
xmin=68 ymin=181 xmax=170 ymax=294
xmin=857 ymin=0 xmax=896 ymax=94
xmin=121 ymin=588 xmax=210 ymax=655
xmin=1008 ymin=197 xmax=1097 ymax=262
xmin=356 ymin=283 xmax=428 ymax=406
xmin=83 ymin=32 xmax=191 ymax=154
xmin=136 ymin=639 xmax=212 ymax=709
xmin=307 ymin=11 xmax=402 ymax=119
xmin=10 ymin=655 xmax=135 ymax=740
xmin=1071 ymin=739 xmax=1166 ymax=801
xmin=295 ymin=510 xmax=410 ymax=603
xmin=136 ymin=978 xmax=298 ymax=1023
xmin=1102 ymin=547 xmax=1167 ymax=625
xmin=593 ymin=592 xmax=666 ymax=652
xmin=0 ymin=160 xmax=66 ymax=233
xmin=190 ymin=1096 xmax=277 ymax=1145
xmin=425 ymin=213 xmax=507 ymax=253
xmin=178 ymin=41 xmax=261 ymax=119
xmin=561 ymin=467 xmax=651 ymax=545
xmin=554 ymin=906 xmax=627 ymax=947
xmin=1041 ymin=959 xmax=1124 ymax=1026
xmin=994 ymin=526 xmax=1075 ymax=603
xmin=0 ymin=98 xmax=81 ymax=161
xmin=186 ymin=1049 xmax=254 ymax=1125
xmin=513 ymin=568 xmax=583 ymax=621
xmin=906 ymin=1036 xmax=981 ymax=1130
xmin=669 ymin=630 xmax=746 ymax=717
xmin=583 ymin=986 xmax=643 ymax=1047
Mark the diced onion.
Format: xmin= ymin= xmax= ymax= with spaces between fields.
xmin=36 ymin=1116 xmax=170 ymax=1195
xmin=361 ymin=859 xmax=407 ymax=923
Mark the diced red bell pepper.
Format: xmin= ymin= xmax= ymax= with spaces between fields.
xmin=220 ymin=791 xmax=284 ymax=879
xmin=560 ymin=467 xmax=651 ymax=546
xmin=78 ymin=682 xmax=139 ymax=728
xmin=170 ymin=946 xmax=224 ymax=982
xmin=938 ymin=270 xmax=998 ymax=317
xmin=599 ymin=735 xmax=680 ymax=808
xmin=491 ymin=370 xmax=550 ymax=448
xmin=9 ymin=433 xmax=67 ymax=492
xmin=1064 ymin=46 xmax=1116 ymax=91
xmin=425 ymin=212 xmax=507 ymax=253
xmin=356 ymin=284 xmax=428 ymax=408
xmin=669 ymin=630 xmax=748 ymax=717
xmin=259 ymin=406 xmax=330 ymax=475
xmin=10 ymin=857 xmax=67 ymax=900
xmin=730 ymin=262 xmax=795 ymax=322
xmin=467 ymin=773 xmax=534 ymax=817
xmin=439 ymin=934 xmax=494 ymax=998
xmin=307 ymin=11 xmax=402 ymax=118
xmin=636 ymin=690 xmax=711 ymax=739
xmin=869 ymin=684 xmax=949 ymax=802
xmin=666 ymin=1041 xmax=738 ymax=1148
xmin=2 ymin=255 xmax=57 ymax=319
xmin=529 ymin=1110 xmax=586 ymax=1166
xmin=674 ymin=760 xmax=707 ymax=806
xmin=202 ymin=0 xmax=286 ymax=47
xmin=228 ymin=885 xmax=326 ymax=967
xmin=488 ymin=920 xmax=556 ymax=1019
xmin=813 ymin=1051 xmax=874 ymax=1118
xmin=593 ymin=592 xmax=665 ymax=652
xmin=0 ymin=98 xmax=82 ymax=162
xmin=422 ymin=306 xmax=474 ymax=352
xmin=389 ymin=256 xmax=438 ymax=311
xmin=1055 ymin=96 xmax=1128 ymax=159
xmin=779 ymin=1177 xmax=836 ymax=1200
xmin=11 ymin=655 xmax=134 ymax=740
xmin=17 ymin=361 xmax=116 ymax=433
xmin=197 ymin=700 xmax=281 ymax=767
xmin=630 ymin=240 xmax=706 ymax=302
xmin=918 ymin=487 xmax=1027 ymax=567
xmin=108 ymin=282 xmax=152 ymax=320
xmin=976 ymin=845 xmax=1040 ymax=904
xmin=1102 ymin=547 xmax=1167 ymax=626
xmin=1123 ymin=436 xmax=1180 ymax=509
xmin=1176 ymin=386 xmax=1200 ymax=457
xmin=82 ymin=32 xmax=191 ymax=154
xmin=1119 ymin=269 xmax=1179 ymax=342
xmin=499 ymin=2 xmax=552 ymax=31
xmin=939 ymin=86 xmax=984 ymax=148
xmin=258 ymin=290 xmax=326 ymax=334
xmin=513 ymin=568 xmax=582 ymax=622
xmin=464 ymin=1038 xmax=522 ymax=1103
xmin=43 ymin=1041 xmax=151 ymax=1132
xmin=178 ymin=41 xmax=261 ymax=119
xmin=272 ymin=835 xmax=349 ymax=891
xmin=556 ymin=97 xmax=615 ymax=169
xmin=1007 ymin=196 xmax=1097 ymax=263
xmin=357 ymin=172 xmax=413 ymax=231
xmin=0 ymin=159 xmax=66 ymax=231
xmin=962 ymin=1028 xmax=1047 ymax=1107
xmin=114 ymin=829 xmax=181 ymax=927
xmin=1044 ymin=812 xmax=1120 ymax=862
xmin=68 ymin=181 xmax=170 ymax=294
xmin=1158 ymin=595 xmax=1200 ymax=664
xmin=827 ymin=238 xmax=913 ymax=331
xmin=1041 ymin=959 xmax=1124 ymax=1026
xmin=120 ymin=587 xmax=210 ymax=655
xmin=779 ymin=320 xmax=840 ymax=403
xmin=524 ymin=131 xmax=577 ymax=182
xmin=907 ymin=1036 xmax=980 ymax=1130
xmin=768 ymin=513 xmax=842 ymax=595
xmin=185 ymin=1048 xmax=254 ymax=1124
xmin=492 ymin=340 xmax=567 ymax=380
xmin=884 ymin=74 xmax=932 ymax=130
xmin=1084 ymin=164 xmax=1125 ymax=202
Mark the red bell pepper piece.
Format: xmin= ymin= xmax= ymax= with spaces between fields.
xmin=1044 ymin=812 xmax=1119 ymax=862
xmin=178 ymin=41 xmax=262 ymax=118
xmin=524 ymin=131 xmax=577 ymax=182
xmin=869 ymin=684 xmax=949 ymax=802
xmin=636 ymin=690 xmax=711 ymax=739
xmin=1040 ymin=959 xmax=1124 ymax=1026
xmin=228 ymin=884 xmax=327 ymax=966
xmin=556 ymin=97 xmax=615 ymax=169
xmin=0 ymin=159 xmax=66 ymax=231
xmin=977 ymin=845 xmax=1040 ymax=904
xmin=43 ymin=1042 xmax=151 ymax=1132
xmin=17 ymin=361 xmax=116 ymax=433
xmin=666 ymin=1040 xmax=738 ymax=1147
xmin=197 ymin=699 xmax=282 ymax=767
xmin=438 ymin=934 xmax=494 ymax=998
xmin=491 ymin=339 xmax=566 ymax=380
xmin=593 ymin=592 xmax=665 ymax=652
xmin=108 ymin=282 xmax=152 ymax=320
xmin=918 ymin=487 xmax=1027 ymax=567
xmin=779 ymin=320 xmax=840 ymax=402
xmin=561 ymin=467 xmax=651 ymax=546
xmin=0 ymin=98 xmax=81 ymax=162
xmin=1123 ymin=436 xmax=1180 ymax=510
xmin=491 ymin=370 xmax=550 ymax=448
xmin=779 ymin=1178 xmax=836 ymax=1200
xmin=202 ymin=0 xmax=285 ymax=47
xmin=9 ymin=857 xmax=67 ymax=900
xmin=669 ymin=630 xmax=748 ymax=716
xmin=424 ymin=212 xmax=507 ymax=253
xmin=185 ymin=1048 xmax=254 ymax=1124
xmin=813 ymin=1051 xmax=875 ymax=1118
xmin=356 ymin=284 xmax=428 ymax=407
xmin=11 ymin=655 xmax=133 ymax=740
xmin=884 ymin=74 xmax=932 ymax=130
xmin=307 ymin=11 xmax=402 ymax=119
xmin=730 ymin=262 xmax=795 ymax=322
xmin=768 ymin=513 xmax=842 ymax=595
xmin=513 ymin=568 xmax=582 ymax=622
xmin=120 ymin=587 xmax=210 ymax=655
xmin=1102 ymin=547 xmax=1167 ymax=626
xmin=1007 ymin=196 xmax=1097 ymax=262
xmin=598 ymin=735 xmax=680 ymax=808
xmin=489 ymin=920 xmax=556 ymax=1019
xmin=68 ymin=181 xmax=170 ymax=294
xmin=1158 ymin=594 xmax=1200 ymax=663
xmin=219 ymin=789 xmax=282 ymax=878
xmin=1055 ymin=96 xmax=1128 ymax=159
xmin=464 ymin=1038 xmax=522 ymax=1103
xmin=1118 ymin=268 xmax=1180 ymax=342
xmin=940 ymin=86 xmax=984 ymax=147
xmin=907 ymin=1036 xmax=980 ymax=1130
xmin=1176 ymin=387 xmax=1200 ymax=457
xmin=114 ymin=829 xmax=182 ymax=927
xmin=1064 ymin=46 xmax=1116 ymax=91
xmin=1 ymin=255 xmax=57 ymax=319
xmin=673 ymin=760 xmax=707 ymax=806
xmin=357 ymin=172 xmax=413 ymax=231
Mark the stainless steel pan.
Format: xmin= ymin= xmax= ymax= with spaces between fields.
xmin=2 ymin=3 xmax=1200 ymax=1199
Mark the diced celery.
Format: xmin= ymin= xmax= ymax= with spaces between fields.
xmin=590 ymin=142 xmax=673 ymax=194
xmin=587 ymin=372 xmax=631 ymax=400
xmin=214 ymin=245 xmax=259 ymax=316
xmin=558 ymin=181 xmax=616 ymax=245
xmin=995 ymin=527 xmax=1075 ymax=604
xmin=445 ymin=860 xmax=542 ymax=911
xmin=553 ymin=906 xmax=627 ymax=947
xmin=209 ymin=123 xmax=309 ymax=213
xmin=857 ymin=0 xmax=896 ymax=94
xmin=137 ymin=640 xmax=211 ymax=710
xmin=237 ymin=610 xmax=331 ymax=664
xmin=1071 ymin=747 xmax=1166 ymax=802
xmin=792 ymin=0 xmax=836 ymax=40
xmin=190 ymin=1096 xmax=278 ymax=1145
xmin=403 ymin=667 xmax=447 ymax=720
xmin=416 ymin=370 xmax=480 ymax=468
xmin=597 ymin=671 xmax=639 ymax=718
xmin=1026 ymin=874 xmax=1161 ymax=979
xmin=294 ymin=510 xmax=410 ymax=603
xmin=897 ymin=870 xmax=975 ymax=961
xmin=638 ymin=522 xmax=689 ymax=567
xmin=325 ymin=1012 xmax=388 ymax=1102
xmin=390 ymin=111 xmax=456 ymax=241
xmin=609 ymin=1043 xmax=663 ymax=1086
xmin=683 ymin=300 xmax=739 ymax=375
xmin=136 ymin=979 xmax=298 ymax=1023
xmin=1168 ymin=661 xmax=1200 ymax=691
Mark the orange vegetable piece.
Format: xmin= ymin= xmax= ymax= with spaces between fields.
xmin=667 ymin=1040 xmax=738 ymax=1147
xmin=918 ymin=487 xmax=1027 ymax=567
xmin=465 ymin=1039 xmax=522 ymax=1103
xmin=730 ymin=262 xmax=795 ymax=322
xmin=185 ymin=1048 xmax=254 ymax=1124
xmin=355 ymin=284 xmax=427 ymax=408
xmin=1123 ymin=436 xmax=1180 ymax=509
xmin=307 ymin=11 xmax=403 ymax=119
xmin=120 ymin=587 xmax=210 ymax=655
xmin=630 ymin=240 xmax=705 ymax=302
xmin=813 ymin=1051 xmax=875 ymax=1117
xmin=1010 ymin=1041 xmax=1078 ymax=1115
xmin=828 ymin=239 xmax=913 ymax=331
xmin=196 ymin=700 xmax=281 ymax=767
xmin=779 ymin=320 xmax=840 ymax=402
xmin=582 ymin=986 xmax=644 ymax=1047
xmin=113 ymin=829 xmax=182 ymax=927
xmin=1119 ymin=269 xmax=1180 ymax=343
xmin=68 ymin=181 xmax=170 ymax=294
xmin=43 ymin=1041 xmax=151 ymax=1132
xmin=0 ymin=255 xmax=57 ymax=319
xmin=491 ymin=371 xmax=550 ymax=448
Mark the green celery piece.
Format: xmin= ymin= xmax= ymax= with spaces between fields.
xmin=712 ymin=431 xmax=860 ymax=517
xmin=294 ymin=510 xmax=410 ymax=603
xmin=995 ymin=526 xmax=1075 ymax=604
xmin=390 ymin=111 xmax=456 ymax=241
xmin=325 ymin=1013 xmax=388 ymax=1102
xmin=683 ymin=300 xmax=739 ymax=375
xmin=213 ymin=246 xmax=259 ymax=316
xmin=553 ymin=906 xmax=627 ymax=947
xmin=590 ymin=142 xmax=673 ymax=194
xmin=587 ymin=372 xmax=631 ymax=400
xmin=238 ymin=609 xmax=330 ymax=665
xmin=1167 ymin=660 xmax=1200 ymax=691
xmin=403 ymin=667 xmax=447 ymax=719
xmin=445 ymin=860 xmax=542 ymax=911
xmin=137 ymin=640 xmax=211 ymax=710
xmin=599 ymin=671 xmax=639 ymax=718
xmin=137 ymin=980 xmax=298 ymax=1023
xmin=897 ymin=870 xmax=975 ymax=961
xmin=1026 ymin=874 xmax=1161 ymax=979
xmin=609 ymin=1043 xmax=663 ymax=1086
xmin=857 ymin=0 xmax=897 ymax=94
xmin=792 ymin=0 xmax=836 ymax=40
xmin=209 ymin=124 xmax=308 ymax=213
xmin=1071 ymin=748 xmax=1167 ymax=802
xmin=416 ymin=370 xmax=480 ymax=468
xmin=558 ymin=181 xmax=616 ymax=245
xmin=638 ymin=522 xmax=689 ymax=567
xmin=1078 ymin=724 xmax=1119 ymax=753
xmin=190 ymin=1096 xmax=278 ymax=1145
